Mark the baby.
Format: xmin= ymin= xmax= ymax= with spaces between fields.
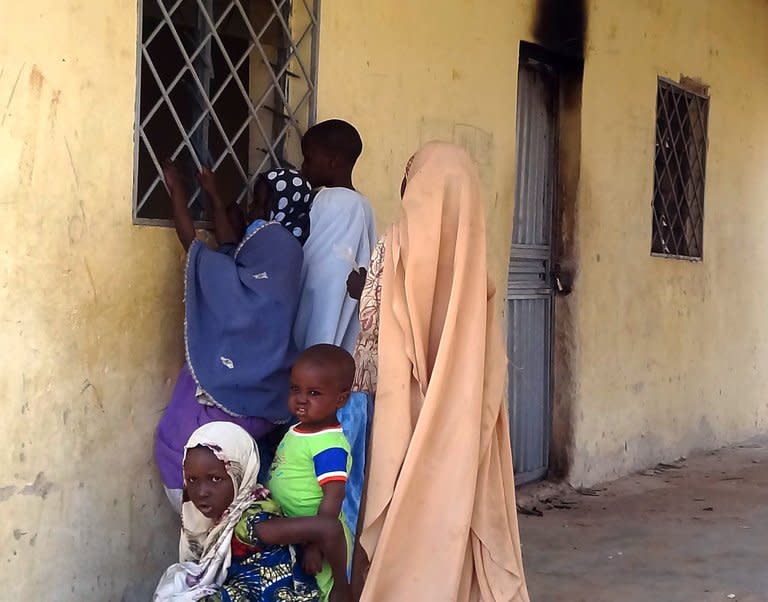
xmin=267 ymin=344 xmax=354 ymax=601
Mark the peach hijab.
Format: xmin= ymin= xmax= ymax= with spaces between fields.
xmin=359 ymin=142 xmax=529 ymax=601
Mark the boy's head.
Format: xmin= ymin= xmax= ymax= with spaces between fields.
xmin=289 ymin=344 xmax=355 ymax=428
xmin=301 ymin=119 xmax=362 ymax=188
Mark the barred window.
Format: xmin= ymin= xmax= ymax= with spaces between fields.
xmin=133 ymin=0 xmax=319 ymax=224
xmin=651 ymin=78 xmax=709 ymax=259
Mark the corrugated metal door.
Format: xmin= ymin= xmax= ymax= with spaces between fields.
xmin=508 ymin=56 xmax=557 ymax=485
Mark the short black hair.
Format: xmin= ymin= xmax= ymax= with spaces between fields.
xmin=302 ymin=119 xmax=363 ymax=166
xmin=295 ymin=344 xmax=356 ymax=391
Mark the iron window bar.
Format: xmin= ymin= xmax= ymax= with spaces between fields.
xmin=651 ymin=77 xmax=709 ymax=260
xmin=133 ymin=0 xmax=320 ymax=225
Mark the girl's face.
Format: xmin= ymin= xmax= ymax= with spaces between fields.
xmin=183 ymin=446 xmax=235 ymax=521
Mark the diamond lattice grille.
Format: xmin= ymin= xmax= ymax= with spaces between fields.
xmin=133 ymin=0 xmax=319 ymax=223
xmin=651 ymin=78 xmax=709 ymax=259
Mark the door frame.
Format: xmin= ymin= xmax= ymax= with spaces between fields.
xmin=508 ymin=43 xmax=560 ymax=485
xmin=513 ymin=41 xmax=584 ymax=483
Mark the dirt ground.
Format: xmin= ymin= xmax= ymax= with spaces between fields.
xmin=518 ymin=438 xmax=768 ymax=602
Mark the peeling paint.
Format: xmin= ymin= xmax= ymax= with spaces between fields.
xmin=80 ymin=379 xmax=103 ymax=409
xmin=19 ymin=472 xmax=53 ymax=500
xmin=0 ymin=486 xmax=16 ymax=502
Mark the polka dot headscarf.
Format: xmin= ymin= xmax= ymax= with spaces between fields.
xmin=259 ymin=168 xmax=315 ymax=245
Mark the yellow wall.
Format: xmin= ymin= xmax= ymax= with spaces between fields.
xmin=0 ymin=2 xmax=541 ymax=596
xmin=2 ymin=0 xmax=768 ymax=598
xmin=570 ymin=0 xmax=768 ymax=484
xmin=316 ymin=0 xmax=536 ymax=280
xmin=0 ymin=2 xmax=179 ymax=598
xmin=319 ymin=0 xmax=768 ymax=486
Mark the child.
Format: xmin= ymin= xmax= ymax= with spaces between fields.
xmin=154 ymin=422 xmax=351 ymax=602
xmin=155 ymin=164 xmax=307 ymax=511
xmin=227 ymin=166 xmax=315 ymax=244
xmin=267 ymin=344 xmax=355 ymax=602
xmin=293 ymin=120 xmax=377 ymax=354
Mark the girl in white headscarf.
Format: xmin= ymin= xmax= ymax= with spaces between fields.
xmin=154 ymin=422 xmax=350 ymax=602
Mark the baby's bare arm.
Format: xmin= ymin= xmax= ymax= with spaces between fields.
xmin=319 ymin=481 xmax=346 ymax=518
xmin=304 ymin=481 xmax=348 ymax=575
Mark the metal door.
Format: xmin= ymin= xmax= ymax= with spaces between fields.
xmin=507 ymin=56 xmax=557 ymax=485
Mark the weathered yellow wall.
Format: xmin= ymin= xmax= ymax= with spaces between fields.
xmin=316 ymin=0 xmax=535 ymax=281
xmin=0 ymin=2 xmax=179 ymax=598
xmin=569 ymin=0 xmax=768 ymax=485
xmin=3 ymin=0 xmax=768 ymax=598
xmin=319 ymin=0 xmax=768 ymax=488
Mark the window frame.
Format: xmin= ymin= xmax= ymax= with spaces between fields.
xmin=650 ymin=76 xmax=709 ymax=262
xmin=131 ymin=0 xmax=321 ymax=227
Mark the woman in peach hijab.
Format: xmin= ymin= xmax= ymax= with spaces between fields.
xmin=348 ymin=142 xmax=529 ymax=601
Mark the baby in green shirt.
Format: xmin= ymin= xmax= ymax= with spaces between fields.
xmin=267 ymin=344 xmax=354 ymax=601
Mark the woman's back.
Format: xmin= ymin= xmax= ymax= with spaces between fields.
xmin=358 ymin=143 xmax=529 ymax=602
xmin=185 ymin=221 xmax=303 ymax=422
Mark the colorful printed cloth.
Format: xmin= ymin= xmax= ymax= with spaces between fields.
xmin=351 ymin=238 xmax=385 ymax=393
xmin=337 ymin=237 xmax=385 ymax=548
xmin=201 ymin=504 xmax=320 ymax=602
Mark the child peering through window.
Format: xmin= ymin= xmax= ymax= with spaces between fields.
xmin=227 ymin=165 xmax=315 ymax=245
xmin=267 ymin=344 xmax=355 ymax=602
xmin=153 ymin=421 xmax=351 ymax=602
xmin=253 ymin=167 xmax=314 ymax=244
xmin=293 ymin=120 xmax=377 ymax=354
xmin=154 ymin=163 xmax=313 ymax=512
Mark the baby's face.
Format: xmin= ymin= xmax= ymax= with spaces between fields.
xmin=288 ymin=361 xmax=346 ymax=428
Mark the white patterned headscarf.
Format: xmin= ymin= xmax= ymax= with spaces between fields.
xmin=154 ymin=422 xmax=268 ymax=601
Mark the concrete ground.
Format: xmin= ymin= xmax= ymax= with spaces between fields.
xmin=518 ymin=438 xmax=768 ymax=602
